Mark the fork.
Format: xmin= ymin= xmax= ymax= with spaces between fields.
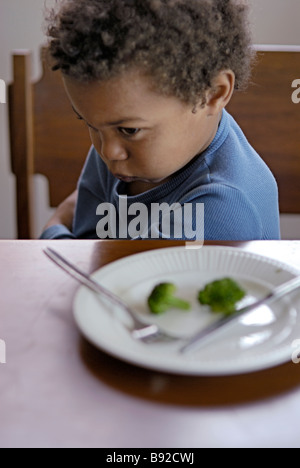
xmin=43 ymin=247 xmax=178 ymax=343
xmin=44 ymin=247 xmax=300 ymax=350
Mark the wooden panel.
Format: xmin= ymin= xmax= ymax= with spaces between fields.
xmin=33 ymin=48 xmax=91 ymax=207
xmin=227 ymin=51 xmax=300 ymax=213
xmin=9 ymin=53 xmax=34 ymax=239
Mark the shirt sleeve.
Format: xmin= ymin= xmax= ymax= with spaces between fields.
xmin=39 ymin=224 xmax=76 ymax=239
xmin=72 ymin=146 xmax=109 ymax=239
xmin=196 ymin=185 xmax=264 ymax=240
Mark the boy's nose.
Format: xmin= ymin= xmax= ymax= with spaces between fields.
xmin=101 ymin=137 xmax=128 ymax=161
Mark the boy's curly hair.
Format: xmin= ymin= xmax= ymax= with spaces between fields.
xmin=46 ymin=0 xmax=254 ymax=105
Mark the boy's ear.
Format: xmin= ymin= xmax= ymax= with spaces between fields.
xmin=205 ymin=70 xmax=235 ymax=115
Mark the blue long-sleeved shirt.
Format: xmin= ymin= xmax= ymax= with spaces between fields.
xmin=40 ymin=110 xmax=281 ymax=241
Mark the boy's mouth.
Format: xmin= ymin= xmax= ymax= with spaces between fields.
xmin=114 ymin=174 xmax=139 ymax=183
xmin=114 ymin=173 xmax=170 ymax=185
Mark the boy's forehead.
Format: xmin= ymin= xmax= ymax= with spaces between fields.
xmin=63 ymin=70 xmax=191 ymax=120
xmin=64 ymin=68 xmax=154 ymax=91
xmin=63 ymin=69 xmax=155 ymax=103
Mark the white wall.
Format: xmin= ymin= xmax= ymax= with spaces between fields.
xmin=249 ymin=0 xmax=300 ymax=45
xmin=0 ymin=0 xmax=299 ymax=239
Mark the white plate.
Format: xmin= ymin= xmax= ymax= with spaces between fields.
xmin=73 ymin=246 xmax=300 ymax=376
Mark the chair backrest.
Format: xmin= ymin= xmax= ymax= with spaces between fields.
xmin=227 ymin=48 xmax=300 ymax=214
xmin=9 ymin=48 xmax=91 ymax=238
xmin=8 ymin=47 xmax=300 ymax=238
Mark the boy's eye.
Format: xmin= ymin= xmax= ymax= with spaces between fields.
xmin=76 ymin=114 xmax=141 ymax=136
xmin=118 ymin=127 xmax=140 ymax=136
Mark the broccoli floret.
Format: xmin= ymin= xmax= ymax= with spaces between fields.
xmin=148 ymin=283 xmax=191 ymax=315
xmin=198 ymin=278 xmax=246 ymax=315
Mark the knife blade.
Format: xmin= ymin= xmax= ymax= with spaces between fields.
xmin=180 ymin=275 xmax=300 ymax=354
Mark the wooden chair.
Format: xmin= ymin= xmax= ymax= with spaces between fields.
xmin=8 ymin=47 xmax=300 ymax=238
xmin=8 ymin=48 xmax=91 ymax=238
xmin=227 ymin=48 xmax=300 ymax=214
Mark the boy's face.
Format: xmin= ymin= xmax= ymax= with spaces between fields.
xmin=63 ymin=69 xmax=221 ymax=195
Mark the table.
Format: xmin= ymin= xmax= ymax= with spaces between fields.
xmin=1 ymin=240 xmax=300 ymax=448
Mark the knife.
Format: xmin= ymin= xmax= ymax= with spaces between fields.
xmin=180 ymin=274 xmax=300 ymax=354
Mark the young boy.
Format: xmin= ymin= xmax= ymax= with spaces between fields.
xmin=41 ymin=0 xmax=280 ymax=241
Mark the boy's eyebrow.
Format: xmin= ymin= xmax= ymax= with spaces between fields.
xmin=71 ymin=105 xmax=147 ymax=127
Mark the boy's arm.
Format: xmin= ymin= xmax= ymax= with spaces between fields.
xmin=40 ymin=190 xmax=78 ymax=239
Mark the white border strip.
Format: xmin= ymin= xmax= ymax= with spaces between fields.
xmin=253 ymin=44 xmax=300 ymax=52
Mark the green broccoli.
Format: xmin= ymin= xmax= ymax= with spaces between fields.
xmin=148 ymin=282 xmax=191 ymax=315
xmin=198 ymin=277 xmax=246 ymax=315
